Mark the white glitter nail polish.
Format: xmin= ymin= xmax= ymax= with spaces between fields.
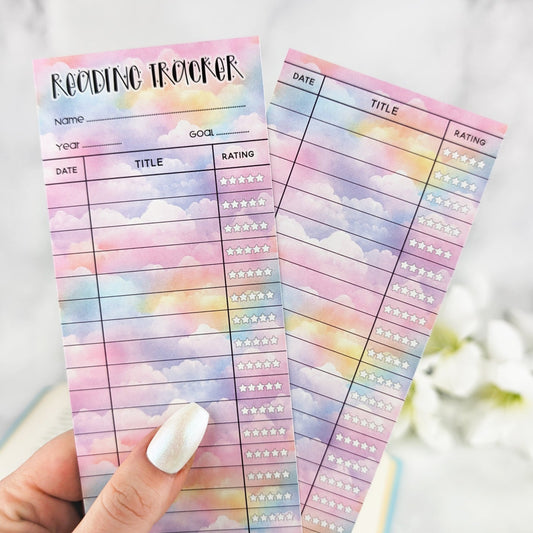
xmin=146 ymin=403 xmax=209 ymax=474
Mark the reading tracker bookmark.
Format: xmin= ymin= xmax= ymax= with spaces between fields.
xmin=267 ymin=49 xmax=506 ymax=533
xmin=34 ymin=37 xmax=302 ymax=532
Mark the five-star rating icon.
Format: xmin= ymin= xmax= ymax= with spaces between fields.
xmin=232 ymin=312 xmax=277 ymax=325
xmin=399 ymin=260 xmax=445 ymax=283
xmin=250 ymin=511 xmax=294 ymax=523
xmin=326 ymin=453 xmax=369 ymax=474
xmin=239 ymin=381 xmax=284 ymax=394
xmin=230 ymin=289 xmax=275 ymax=303
xmin=244 ymin=447 xmax=290 ymax=460
xmin=417 ymin=214 xmax=461 ymax=238
xmin=441 ymin=147 xmax=486 ymax=169
xmin=247 ymin=469 xmax=291 ymax=480
xmin=366 ymin=347 xmax=410 ymax=371
xmin=303 ymin=513 xmax=346 ymax=532
xmin=241 ymin=402 xmax=285 ymax=416
xmin=390 ymin=282 xmax=435 ymax=304
xmin=311 ymin=492 xmax=355 ymax=515
xmin=237 ymin=359 xmax=282 ymax=374
xmin=224 ymin=220 xmax=269 ymax=233
xmin=426 ymin=191 xmax=471 ymax=214
xmin=234 ymin=335 xmax=279 ymax=348
xmin=382 ymin=304 xmax=428 ymax=327
xmin=219 ymin=173 xmax=265 ymax=186
xmin=408 ymin=237 xmax=453 ymax=260
xmin=342 ymin=409 xmax=385 ymax=433
xmin=249 ymin=490 xmax=293 ymax=503
xmin=374 ymin=326 xmax=418 ymax=348
xmin=434 ymin=170 xmax=478 ymax=192
xmin=243 ymin=426 xmax=288 ymax=440
xmin=351 ymin=391 xmax=394 ymax=413
xmin=225 ymin=242 xmax=271 ymax=257
xmin=318 ymin=473 xmax=363 ymax=496
xmin=227 ymin=266 xmax=274 ymax=280
xmin=358 ymin=368 xmax=403 ymax=392
xmin=335 ymin=431 xmax=378 ymax=455
xmin=221 ymin=196 xmax=267 ymax=210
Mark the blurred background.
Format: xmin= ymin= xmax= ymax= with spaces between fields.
xmin=1 ymin=1 xmax=532 ymax=531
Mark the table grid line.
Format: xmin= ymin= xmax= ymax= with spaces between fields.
xmin=81 ymin=155 xmax=121 ymax=467
xmin=212 ymin=144 xmax=251 ymax=531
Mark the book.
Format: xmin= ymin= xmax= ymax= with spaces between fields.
xmin=0 ymin=381 xmax=72 ymax=480
xmin=352 ymin=452 xmax=401 ymax=533
xmin=0 ymin=382 xmax=401 ymax=532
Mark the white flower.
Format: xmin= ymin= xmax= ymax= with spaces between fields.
xmin=463 ymin=319 xmax=533 ymax=458
xmin=485 ymin=319 xmax=524 ymax=362
xmin=508 ymin=308 xmax=533 ymax=351
xmin=463 ymin=382 xmax=533 ymax=458
xmin=431 ymin=284 xmax=480 ymax=341
xmin=392 ymin=370 xmax=454 ymax=451
xmin=424 ymin=284 xmax=483 ymax=397
xmin=431 ymin=341 xmax=483 ymax=398
xmin=507 ymin=308 xmax=533 ymax=373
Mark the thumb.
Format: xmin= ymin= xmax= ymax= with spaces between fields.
xmin=75 ymin=403 xmax=209 ymax=533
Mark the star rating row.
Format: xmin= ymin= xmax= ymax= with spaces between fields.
xmin=241 ymin=402 xmax=285 ymax=416
xmin=303 ymin=513 xmax=346 ymax=532
xmin=232 ymin=312 xmax=277 ymax=325
xmin=249 ymin=490 xmax=292 ymax=503
xmin=335 ymin=432 xmax=377 ymax=454
xmin=238 ymin=381 xmax=283 ymax=393
xmin=226 ymin=243 xmax=270 ymax=256
xmin=375 ymin=326 xmax=418 ymax=347
xmin=434 ymin=170 xmax=478 ymax=192
xmin=426 ymin=192 xmax=470 ymax=214
xmin=245 ymin=447 xmax=290 ymax=460
xmin=237 ymin=359 xmax=282 ymax=373
xmin=442 ymin=147 xmax=486 ymax=168
xmin=318 ymin=474 xmax=363 ymax=495
xmin=343 ymin=410 xmax=385 ymax=433
xmin=230 ymin=290 xmax=274 ymax=303
xmin=327 ymin=453 xmax=369 ymax=474
xmin=221 ymin=197 xmax=267 ymax=210
xmin=234 ymin=335 xmax=279 ymax=348
xmin=359 ymin=369 xmax=403 ymax=391
xmin=224 ymin=221 xmax=268 ymax=233
xmin=247 ymin=469 xmax=290 ymax=480
xmin=382 ymin=304 xmax=427 ymax=326
xmin=391 ymin=282 xmax=435 ymax=304
xmin=250 ymin=511 xmax=294 ymax=523
xmin=228 ymin=267 xmax=273 ymax=279
xmin=417 ymin=215 xmax=461 ymax=237
xmin=408 ymin=237 xmax=452 ymax=260
xmin=219 ymin=173 xmax=264 ymax=186
xmin=311 ymin=492 xmax=354 ymax=515
xmin=366 ymin=348 xmax=410 ymax=370
xmin=243 ymin=426 xmax=288 ymax=439
xmin=400 ymin=260 xmax=444 ymax=282
xmin=351 ymin=391 xmax=394 ymax=413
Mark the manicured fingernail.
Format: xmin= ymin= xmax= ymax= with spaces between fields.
xmin=146 ymin=403 xmax=209 ymax=474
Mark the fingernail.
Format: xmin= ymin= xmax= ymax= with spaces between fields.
xmin=146 ymin=403 xmax=209 ymax=474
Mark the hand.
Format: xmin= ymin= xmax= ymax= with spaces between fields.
xmin=0 ymin=403 xmax=209 ymax=533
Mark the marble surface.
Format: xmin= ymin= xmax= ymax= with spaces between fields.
xmin=1 ymin=0 xmax=532 ymax=531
